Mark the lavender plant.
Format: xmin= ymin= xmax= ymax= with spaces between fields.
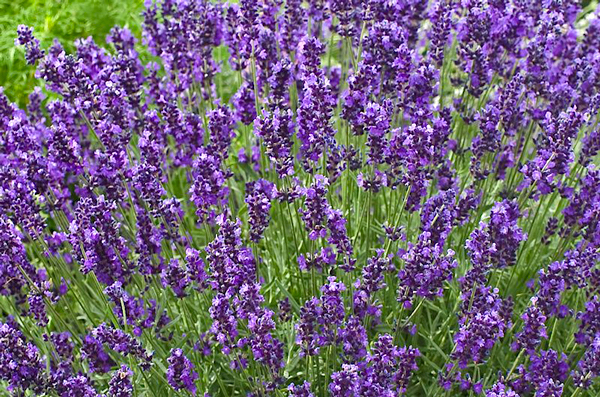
xmin=2 ymin=0 xmax=600 ymax=396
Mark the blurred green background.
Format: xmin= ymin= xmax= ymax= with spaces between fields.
xmin=0 ymin=0 xmax=144 ymax=106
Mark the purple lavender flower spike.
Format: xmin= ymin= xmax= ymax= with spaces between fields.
xmin=329 ymin=364 xmax=360 ymax=397
xmin=361 ymin=334 xmax=420 ymax=395
xmin=512 ymin=296 xmax=547 ymax=355
xmin=61 ymin=375 xmax=102 ymax=397
xmin=208 ymin=105 xmax=236 ymax=160
xmin=453 ymin=286 xmax=512 ymax=369
xmin=16 ymin=25 xmax=44 ymax=65
xmin=69 ymin=196 xmax=133 ymax=286
xmin=288 ymin=381 xmax=315 ymax=397
xmin=398 ymin=234 xmax=457 ymax=308
xmin=245 ymin=179 xmax=276 ymax=242
xmin=339 ymin=315 xmax=368 ymax=361
xmin=325 ymin=208 xmax=354 ymax=271
xmin=161 ymin=258 xmax=190 ymax=298
xmin=573 ymin=335 xmax=600 ymax=389
xmin=296 ymin=296 xmax=324 ymax=356
xmin=189 ymin=148 xmax=231 ymax=223
xmin=90 ymin=323 xmax=153 ymax=370
xmin=109 ymin=365 xmax=134 ymax=397
xmin=299 ymin=176 xmax=330 ymax=240
xmin=254 ymin=108 xmax=295 ymax=177
xmin=0 ymin=321 xmax=44 ymax=393
xmin=296 ymin=37 xmax=335 ymax=168
xmin=233 ymin=81 xmax=257 ymax=125
xmin=167 ymin=348 xmax=199 ymax=395
xmin=485 ymin=380 xmax=519 ymax=397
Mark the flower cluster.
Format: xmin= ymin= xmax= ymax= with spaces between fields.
xmin=3 ymin=0 xmax=600 ymax=395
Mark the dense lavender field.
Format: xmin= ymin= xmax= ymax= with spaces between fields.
xmin=2 ymin=0 xmax=600 ymax=396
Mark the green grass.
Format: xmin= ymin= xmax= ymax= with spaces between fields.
xmin=0 ymin=0 xmax=144 ymax=106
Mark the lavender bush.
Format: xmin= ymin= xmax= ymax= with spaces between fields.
xmin=2 ymin=0 xmax=600 ymax=395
